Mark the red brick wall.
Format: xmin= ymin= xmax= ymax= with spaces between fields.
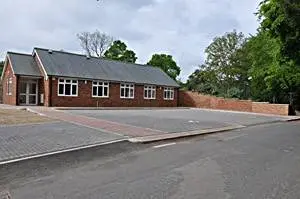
xmin=2 ymin=60 xmax=18 ymax=105
xmin=252 ymin=102 xmax=289 ymax=116
xmin=33 ymin=54 xmax=49 ymax=106
xmin=210 ymin=97 xmax=252 ymax=112
xmin=178 ymin=91 xmax=211 ymax=108
xmin=50 ymin=78 xmax=178 ymax=107
xmin=179 ymin=91 xmax=290 ymax=116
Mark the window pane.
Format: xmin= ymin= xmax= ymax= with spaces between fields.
xmin=65 ymin=84 xmax=71 ymax=95
xmin=104 ymin=82 xmax=108 ymax=86
xmin=29 ymin=95 xmax=36 ymax=104
xmin=130 ymin=90 xmax=133 ymax=98
xmin=66 ymin=80 xmax=71 ymax=83
xmin=72 ymin=85 xmax=77 ymax=95
xmin=93 ymin=86 xmax=97 ymax=96
xmin=59 ymin=79 xmax=64 ymax=83
xmin=99 ymin=86 xmax=103 ymax=96
xmin=29 ymin=83 xmax=36 ymax=94
xmin=59 ymin=84 xmax=64 ymax=95
xmin=72 ymin=80 xmax=77 ymax=84
xmin=104 ymin=87 xmax=108 ymax=96
xmin=19 ymin=95 xmax=26 ymax=104
xmin=20 ymin=83 xmax=27 ymax=94
xmin=125 ymin=88 xmax=129 ymax=97
xmin=93 ymin=82 xmax=97 ymax=85
xmin=144 ymin=90 xmax=147 ymax=98
xmin=121 ymin=88 xmax=124 ymax=97
xmin=152 ymin=90 xmax=156 ymax=98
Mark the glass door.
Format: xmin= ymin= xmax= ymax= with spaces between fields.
xmin=19 ymin=80 xmax=38 ymax=105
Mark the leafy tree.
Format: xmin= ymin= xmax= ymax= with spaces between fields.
xmin=77 ymin=30 xmax=113 ymax=57
xmin=186 ymin=65 xmax=218 ymax=95
xmin=258 ymin=0 xmax=300 ymax=65
xmin=147 ymin=54 xmax=181 ymax=80
xmin=186 ymin=30 xmax=250 ymax=98
xmin=0 ymin=61 xmax=4 ymax=75
xmin=104 ymin=40 xmax=137 ymax=63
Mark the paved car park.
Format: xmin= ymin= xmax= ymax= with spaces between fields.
xmin=0 ymin=121 xmax=124 ymax=162
xmin=0 ymin=107 xmax=289 ymax=164
xmin=67 ymin=108 xmax=287 ymax=133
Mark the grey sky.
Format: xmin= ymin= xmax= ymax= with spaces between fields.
xmin=0 ymin=0 xmax=261 ymax=81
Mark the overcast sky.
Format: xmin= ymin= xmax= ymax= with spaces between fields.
xmin=0 ymin=0 xmax=261 ymax=81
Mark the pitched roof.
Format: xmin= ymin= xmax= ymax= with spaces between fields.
xmin=35 ymin=48 xmax=179 ymax=87
xmin=7 ymin=52 xmax=42 ymax=77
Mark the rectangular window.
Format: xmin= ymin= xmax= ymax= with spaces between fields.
xmin=7 ymin=77 xmax=12 ymax=95
xmin=120 ymin=83 xmax=134 ymax=99
xmin=58 ymin=78 xmax=78 ymax=96
xmin=164 ymin=87 xmax=174 ymax=100
xmin=144 ymin=85 xmax=156 ymax=99
xmin=92 ymin=81 xmax=109 ymax=98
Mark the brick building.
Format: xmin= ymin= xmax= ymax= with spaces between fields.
xmin=1 ymin=48 xmax=179 ymax=107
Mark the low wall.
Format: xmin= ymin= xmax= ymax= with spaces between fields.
xmin=252 ymin=102 xmax=289 ymax=116
xmin=179 ymin=91 xmax=290 ymax=116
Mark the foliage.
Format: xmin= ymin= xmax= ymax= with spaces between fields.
xmin=104 ymin=40 xmax=137 ymax=63
xmin=0 ymin=61 xmax=4 ymax=75
xmin=186 ymin=30 xmax=251 ymax=99
xmin=77 ymin=30 xmax=113 ymax=57
xmin=258 ymin=0 xmax=300 ymax=65
xmin=147 ymin=54 xmax=181 ymax=80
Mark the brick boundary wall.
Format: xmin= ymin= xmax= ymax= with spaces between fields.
xmin=179 ymin=91 xmax=291 ymax=116
xmin=0 ymin=82 xmax=2 ymax=103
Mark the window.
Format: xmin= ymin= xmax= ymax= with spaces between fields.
xmin=92 ymin=81 xmax=109 ymax=97
xmin=58 ymin=79 xmax=78 ymax=96
xmin=7 ymin=77 xmax=12 ymax=95
xmin=164 ymin=87 xmax=174 ymax=100
xmin=144 ymin=85 xmax=156 ymax=99
xmin=120 ymin=83 xmax=134 ymax=99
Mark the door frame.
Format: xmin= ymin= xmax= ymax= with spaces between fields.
xmin=19 ymin=79 xmax=39 ymax=106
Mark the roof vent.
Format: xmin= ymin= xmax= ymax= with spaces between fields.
xmin=48 ymin=49 xmax=53 ymax=54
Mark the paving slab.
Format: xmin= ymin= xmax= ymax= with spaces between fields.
xmin=0 ymin=122 xmax=124 ymax=163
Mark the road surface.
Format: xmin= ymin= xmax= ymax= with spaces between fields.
xmin=1 ymin=121 xmax=300 ymax=199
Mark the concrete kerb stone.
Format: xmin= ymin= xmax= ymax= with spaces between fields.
xmin=283 ymin=116 xmax=300 ymax=122
xmin=129 ymin=125 xmax=246 ymax=143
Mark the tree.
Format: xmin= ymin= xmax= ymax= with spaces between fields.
xmin=0 ymin=61 xmax=4 ymax=75
xmin=258 ymin=0 xmax=300 ymax=65
xmin=147 ymin=54 xmax=181 ymax=80
xmin=186 ymin=65 xmax=218 ymax=95
xmin=104 ymin=40 xmax=137 ymax=63
xmin=190 ymin=30 xmax=249 ymax=98
xmin=77 ymin=30 xmax=113 ymax=57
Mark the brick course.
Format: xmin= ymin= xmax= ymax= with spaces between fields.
xmin=50 ymin=78 xmax=178 ymax=107
xmin=2 ymin=60 xmax=17 ymax=105
xmin=179 ymin=91 xmax=290 ymax=116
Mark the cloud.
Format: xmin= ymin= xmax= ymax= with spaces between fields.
xmin=0 ymin=0 xmax=261 ymax=81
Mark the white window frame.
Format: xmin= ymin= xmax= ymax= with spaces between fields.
xmin=92 ymin=81 xmax=109 ymax=98
xmin=58 ymin=78 xmax=78 ymax=97
xmin=144 ymin=85 xmax=156 ymax=99
xmin=7 ymin=77 xmax=12 ymax=96
xmin=164 ymin=87 xmax=174 ymax=100
xmin=120 ymin=83 xmax=134 ymax=99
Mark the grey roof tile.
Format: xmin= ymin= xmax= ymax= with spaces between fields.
xmin=35 ymin=48 xmax=179 ymax=87
xmin=8 ymin=52 xmax=42 ymax=77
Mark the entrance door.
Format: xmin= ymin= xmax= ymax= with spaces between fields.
xmin=19 ymin=80 xmax=38 ymax=105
